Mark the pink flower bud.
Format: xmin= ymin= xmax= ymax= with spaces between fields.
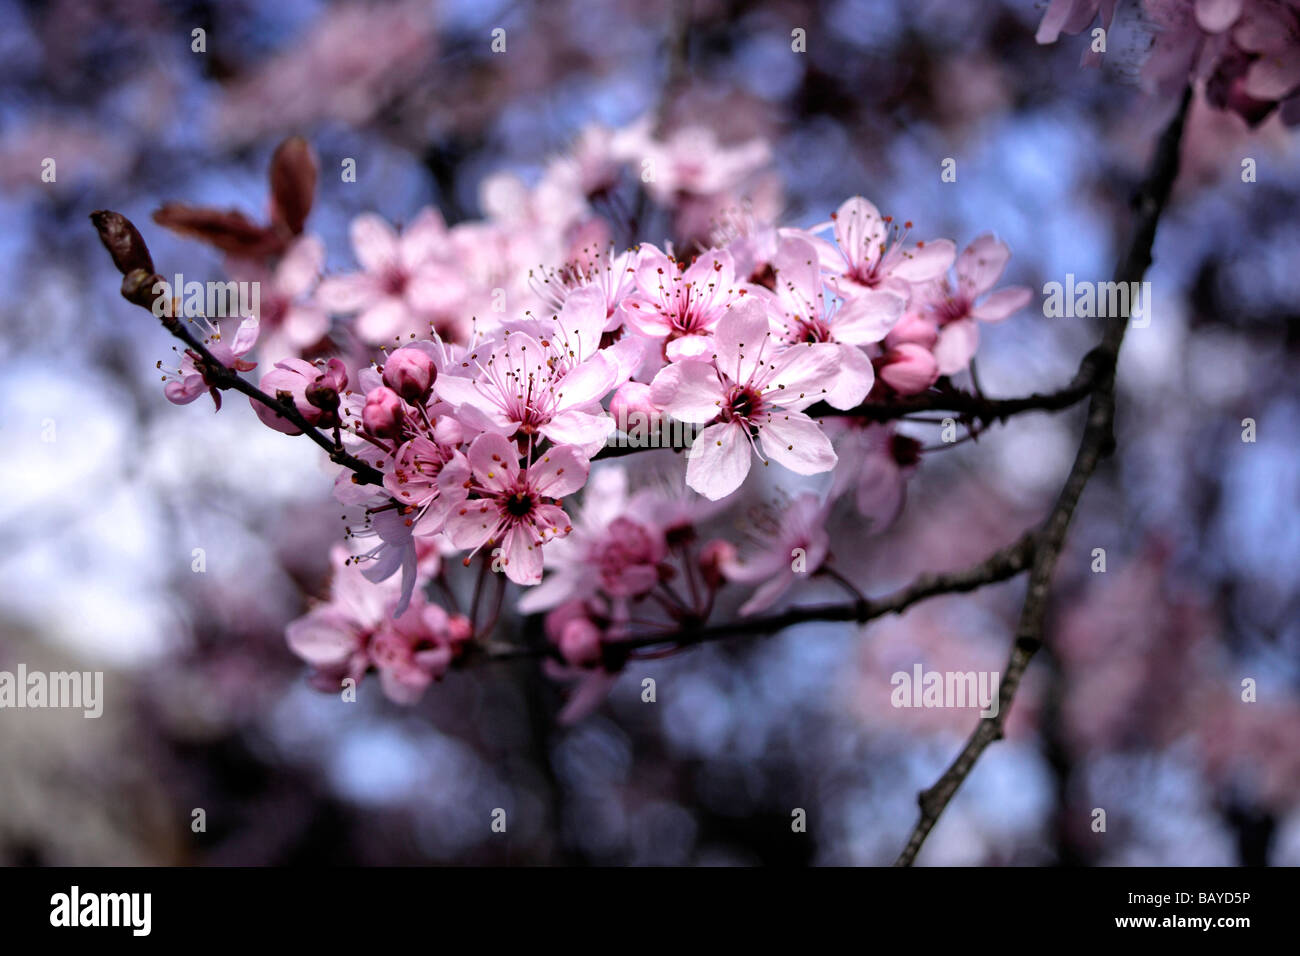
xmin=363 ymin=386 xmax=406 ymax=439
xmin=559 ymin=618 xmax=603 ymax=667
xmin=382 ymin=347 xmax=436 ymax=403
xmin=878 ymin=343 xmax=939 ymax=394
xmin=884 ymin=312 xmax=939 ymax=349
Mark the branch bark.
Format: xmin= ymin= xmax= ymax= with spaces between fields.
xmin=892 ymin=85 xmax=1193 ymax=867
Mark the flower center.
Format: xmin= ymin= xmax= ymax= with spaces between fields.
xmin=505 ymin=491 xmax=535 ymax=517
xmin=722 ymin=385 xmax=764 ymax=423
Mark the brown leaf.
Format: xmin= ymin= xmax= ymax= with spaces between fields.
xmin=152 ymin=202 xmax=285 ymax=259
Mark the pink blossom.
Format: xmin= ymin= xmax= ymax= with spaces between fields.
xmin=316 ymin=208 xmax=465 ymax=344
xmin=723 ymin=493 xmax=831 ymax=614
xmin=649 ymin=300 xmax=842 ymax=500
xmin=369 ymin=602 xmax=472 ymax=705
xmin=251 ymin=357 xmax=347 ymax=434
xmin=812 ymin=197 xmax=956 ymax=304
xmin=442 ymin=433 xmax=589 ymax=585
xmin=829 ymin=422 xmax=922 ymax=530
xmin=517 ymin=465 xmax=667 ymax=614
xmin=160 ymin=314 xmax=260 ymax=408
xmin=286 ymin=547 xmax=470 ymax=705
xmin=623 ymin=246 xmax=753 ymax=362
xmin=435 ymin=316 xmax=617 ymax=454
xmin=766 ymin=233 xmax=907 ymax=408
xmin=920 ymin=234 xmax=1033 ymax=376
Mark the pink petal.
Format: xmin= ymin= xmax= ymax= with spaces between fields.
xmin=891 ymin=239 xmax=957 ymax=283
xmin=529 ymin=444 xmax=591 ymax=499
xmin=502 ymin=525 xmax=544 ymax=585
xmin=933 ymin=319 xmax=980 ymax=376
xmin=554 ymin=354 xmax=618 ymax=411
xmin=467 ymin=433 xmax=521 ymax=491
xmin=971 ymin=286 xmax=1033 ymax=322
xmin=350 ymin=213 xmax=400 ymax=272
xmin=833 ymin=196 xmax=886 ymax=274
xmin=712 ymin=297 xmax=775 ymax=385
xmin=685 ymin=422 xmax=751 ymax=500
xmin=955 ymin=234 xmax=1011 ymax=298
xmin=541 ymin=408 xmax=614 ymax=449
xmin=761 ymin=342 xmax=842 ymax=410
xmin=832 ymin=289 xmax=906 ymax=344
xmin=649 ymin=360 xmax=725 ymax=423
xmin=825 ymin=343 xmax=875 ymax=410
xmin=758 ymin=410 xmax=837 ymax=475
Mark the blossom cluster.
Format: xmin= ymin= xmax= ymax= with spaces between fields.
xmin=1038 ymin=0 xmax=1300 ymax=125
xmin=105 ymin=117 xmax=1031 ymax=717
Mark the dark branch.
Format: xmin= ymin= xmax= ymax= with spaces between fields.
xmin=893 ymin=84 xmax=1194 ymax=868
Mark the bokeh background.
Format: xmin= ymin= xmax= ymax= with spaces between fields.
xmin=1 ymin=0 xmax=1298 ymax=865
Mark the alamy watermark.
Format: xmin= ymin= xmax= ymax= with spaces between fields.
xmin=1042 ymin=274 xmax=1151 ymax=328
xmin=606 ymin=409 xmax=705 ymax=450
xmin=0 ymin=664 xmax=103 ymax=718
xmin=151 ymin=273 xmax=260 ymax=320
xmin=50 ymin=886 xmax=150 ymax=936
xmin=890 ymin=664 xmax=1000 ymax=717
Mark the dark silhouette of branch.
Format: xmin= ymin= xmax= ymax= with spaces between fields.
xmin=474 ymin=529 xmax=1038 ymax=664
xmin=893 ymin=84 xmax=1194 ymax=867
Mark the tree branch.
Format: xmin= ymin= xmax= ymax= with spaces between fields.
xmin=892 ymin=84 xmax=1193 ymax=867
xmin=162 ymin=315 xmax=385 ymax=486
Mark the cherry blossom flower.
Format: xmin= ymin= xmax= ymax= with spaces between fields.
xmin=765 ymin=233 xmax=907 ymax=408
xmin=435 ymin=313 xmax=618 ymax=454
xmin=316 ymin=208 xmax=465 ymax=344
xmin=368 ymin=601 xmax=472 ymax=705
xmin=649 ymin=299 xmax=843 ymax=500
xmin=723 ymin=493 xmax=831 ymax=614
xmin=159 ymin=314 xmax=259 ymax=409
xmin=517 ymin=465 xmax=667 ymax=614
xmin=623 ymin=246 xmax=753 ymax=362
xmin=829 ymin=422 xmax=923 ymax=530
xmin=286 ymin=546 xmax=470 ymax=704
xmin=442 ymin=433 xmax=589 ymax=585
xmin=920 ymin=234 xmax=1033 ymax=376
xmin=811 ymin=196 xmax=956 ymax=304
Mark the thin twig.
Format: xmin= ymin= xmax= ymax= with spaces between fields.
xmin=893 ymin=85 xmax=1193 ymax=867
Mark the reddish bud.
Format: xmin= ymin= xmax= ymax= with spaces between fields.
xmin=362 ymin=386 xmax=406 ymax=440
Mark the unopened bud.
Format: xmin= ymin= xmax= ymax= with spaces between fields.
xmin=91 ymin=210 xmax=154 ymax=276
xmin=382 ymin=347 xmax=436 ymax=403
xmin=362 ymin=386 xmax=405 ymax=439
xmin=121 ymin=268 xmax=165 ymax=310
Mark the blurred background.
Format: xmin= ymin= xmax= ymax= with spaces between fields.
xmin=1 ymin=0 xmax=1297 ymax=866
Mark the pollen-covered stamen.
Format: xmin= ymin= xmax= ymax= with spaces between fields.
xmin=721 ymin=384 xmax=765 ymax=424
xmin=847 ymin=214 xmax=916 ymax=287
